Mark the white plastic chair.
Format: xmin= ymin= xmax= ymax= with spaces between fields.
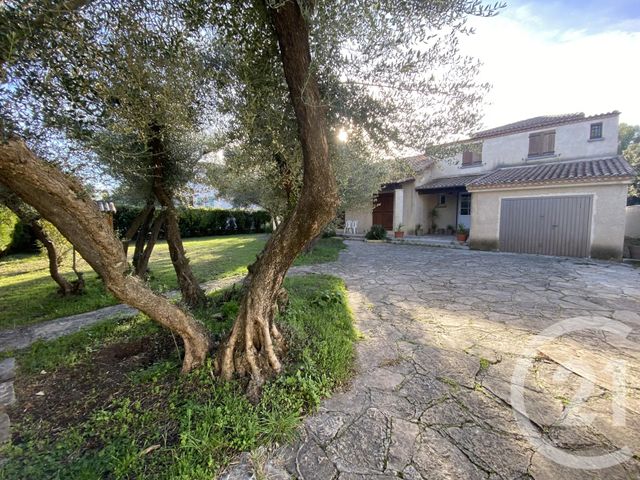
xmin=345 ymin=220 xmax=358 ymax=234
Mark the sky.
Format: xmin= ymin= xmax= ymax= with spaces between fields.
xmin=461 ymin=0 xmax=640 ymax=129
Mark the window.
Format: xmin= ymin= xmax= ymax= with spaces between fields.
xmin=528 ymin=130 xmax=555 ymax=157
xmin=462 ymin=145 xmax=482 ymax=166
xmin=590 ymin=122 xmax=603 ymax=140
xmin=459 ymin=193 xmax=471 ymax=216
xmin=438 ymin=194 xmax=446 ymax=206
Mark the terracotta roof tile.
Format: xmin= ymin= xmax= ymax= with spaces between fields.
xmin=416 ymin=174 xmax=487 ymax=191
xmin=467 ymin=156 xmax=635 ymax=189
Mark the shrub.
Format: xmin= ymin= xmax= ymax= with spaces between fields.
xmin=114 ymin=206 xmax=271 ymax=239
xmin=0 ymin=206 xmax=39 ymax=255
xmin=365 ymin=224 xmax=387 ymax=240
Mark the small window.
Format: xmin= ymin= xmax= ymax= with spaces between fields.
xmin=590 ymin=122 xmax=603 ymax=140
xmin=459 ymin=193 xmax=471 ymax=216
xmin=528 ymin=130 xmax=555 ymax=157
xmin=438 ymin=194 xmax=446 ymax=206
xmin=462 ymin=145 xmax=482 ymax=166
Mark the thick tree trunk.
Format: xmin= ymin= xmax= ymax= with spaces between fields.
xmin=148 ymin=126 xmax=206 ymax=308
xmin=132 ymin=205 xmax=156 ymax=276
xmin=216 ymin=0 xmax=339 ymax=388
xmin=136 ymin=210 xmax=166 ymax=277
xmin=123 ymin=201 xmax=154 ymax=257
xmin=0 ymin=138 xmax=211 ymax=372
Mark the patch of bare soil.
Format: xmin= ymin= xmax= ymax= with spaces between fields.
xmin=8 ymin=333 xmax=176 ymax=443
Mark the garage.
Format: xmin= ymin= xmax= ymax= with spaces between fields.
xmin=499 ymin=195 xmax=593 ymax=257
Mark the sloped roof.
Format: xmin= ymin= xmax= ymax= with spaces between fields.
xmin=467 ymin=156 xmax=635 ymax=190
xmin=390 ymin=154 xmax=435 ymax=184
xmin=402 ymin=154 xmax=434 ymax=171
xmin=471 ymin=111 xmax=620 ymax=140
xmin=416 ymin=174 xmax=487 ymax=192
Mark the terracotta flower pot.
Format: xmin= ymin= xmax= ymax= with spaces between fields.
xmin=456 ymin=233 xmax=468 ymax=242
xmin=394 ymin=231 xmax=404 ymax=239
xmin=630 ymin=245 xmax=640 ymax=259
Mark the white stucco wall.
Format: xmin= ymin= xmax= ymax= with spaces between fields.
xmin=626 ymin=205 xmax=640 ymax=238
xmin=422 ymin=192 xmax=458 ymax=232
xmin=344 ymin=207 xmax=372 ymax=234
xmin=427 ymin=115 xmax=619 ymax=179
xmin=468 ymin=182 xmax=629 ymax=259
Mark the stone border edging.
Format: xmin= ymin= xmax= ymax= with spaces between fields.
xmin=0 ymin=358 xmax=15 ymax=445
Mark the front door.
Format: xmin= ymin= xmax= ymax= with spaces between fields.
xmin=372 ymin=192 xmax=394 ymax=230
xmin=458 ymin=192 xmax=471 ymax=230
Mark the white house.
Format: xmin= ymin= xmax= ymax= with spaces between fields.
xmin=345 ymin=111 xmax=636 ymax=259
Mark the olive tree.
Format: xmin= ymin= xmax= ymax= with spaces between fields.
xmin=0 ymin=0 xmax=212 ymax=371
xmin=2 ymin=0 xmax=223 ymax=306
xmin=202 ymin=0 xmax=499 ymax=386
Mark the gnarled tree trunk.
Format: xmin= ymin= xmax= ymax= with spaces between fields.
xmin=2 ymin=192 xmax=84 ymax=295
xmin=216 ymin=0 xmax=339 ymax=389
xmin=31 ymin=220 xmax=85 ymax=295
xmin=135 ymin=209 xmax=166 ymax=276
xmin=0 ymin=138 xmax=211 ymax=372
xmin=123 ymin=200 xmax=154 ymax=258
xmin=148 ymin=125 xmax=206 ymax=308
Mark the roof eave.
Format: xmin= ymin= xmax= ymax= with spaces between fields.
xmin=467 ymin=175 xmax=634 ymax=191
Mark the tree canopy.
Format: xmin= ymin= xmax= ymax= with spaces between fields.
xmin=1 ymin=0 xmax=501 ymax=379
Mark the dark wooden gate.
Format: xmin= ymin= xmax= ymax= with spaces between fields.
xmin=372 ymin=192 xmax=394 ymax=230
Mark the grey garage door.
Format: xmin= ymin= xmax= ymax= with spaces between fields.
xmin=499 ymin=195 xmax=593 ymax=257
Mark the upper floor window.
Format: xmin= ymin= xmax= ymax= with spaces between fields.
xmin=528 ymin=130 xmax=555 ymax=157
xmin=590 ymin=122 xmax=603 ymax=140
xmin=462 ymin=145 xmax=482 ymax=166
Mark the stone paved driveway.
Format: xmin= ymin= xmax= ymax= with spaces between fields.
xmin=231 ymin=241 xmax=640 ymax=479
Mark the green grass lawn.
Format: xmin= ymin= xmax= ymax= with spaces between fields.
xmin=0 ymin=235 xmax=345 ymax=331
xmin=0 ymin=275 xmax=356 ymax=479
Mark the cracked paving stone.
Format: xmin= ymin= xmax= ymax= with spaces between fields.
xmin=368 ymin=389 xmax=415 ymax=419
xmin=445 ymin=425 xmax=534 ymax=478
xmin=243 ymin=242 xmax=640 ymax=479
xmin=412 ymin=427 xmax=487 ymax=479
xmin=305 ymin=411 xmax=351 ymax=447
xmin=420 ymin=398 xmax=473 ymax=428
xmin=296 ymin=439 xmax=337 ymax=480
xmin=352 ymin=367 xmax=405 ymax=391
xmin=386 ymin=417 xmax=419 ymax=473
xmin=326 ymin=408 xmax=390 ymax=474
xmin=528 ymin=450 xmax=640 ymax=480
xmin=338 ymin=474 xmax=397 ymax=480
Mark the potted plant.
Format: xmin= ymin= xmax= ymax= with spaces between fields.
xmin=415 ymin=223 xmax=423 ymax=236
xmin=456 ymin=224 xmax=469 ymax=242
xmin=394 ymin=223 xmax=405 ymax=239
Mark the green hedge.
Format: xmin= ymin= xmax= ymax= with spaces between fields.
xmin=114 ymin=206 xmax=271 ymax=239
xmin=0 ymin=206 xmax=39 ymax=255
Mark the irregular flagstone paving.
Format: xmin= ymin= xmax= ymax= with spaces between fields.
xmin=225 ymin=240 xmax=640 ymax=479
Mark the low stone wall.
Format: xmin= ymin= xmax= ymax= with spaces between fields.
xmin=0 ymin=358 xmax=15 ymax=445
xmin=626 ymin=205 xmax=640 ymax=238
